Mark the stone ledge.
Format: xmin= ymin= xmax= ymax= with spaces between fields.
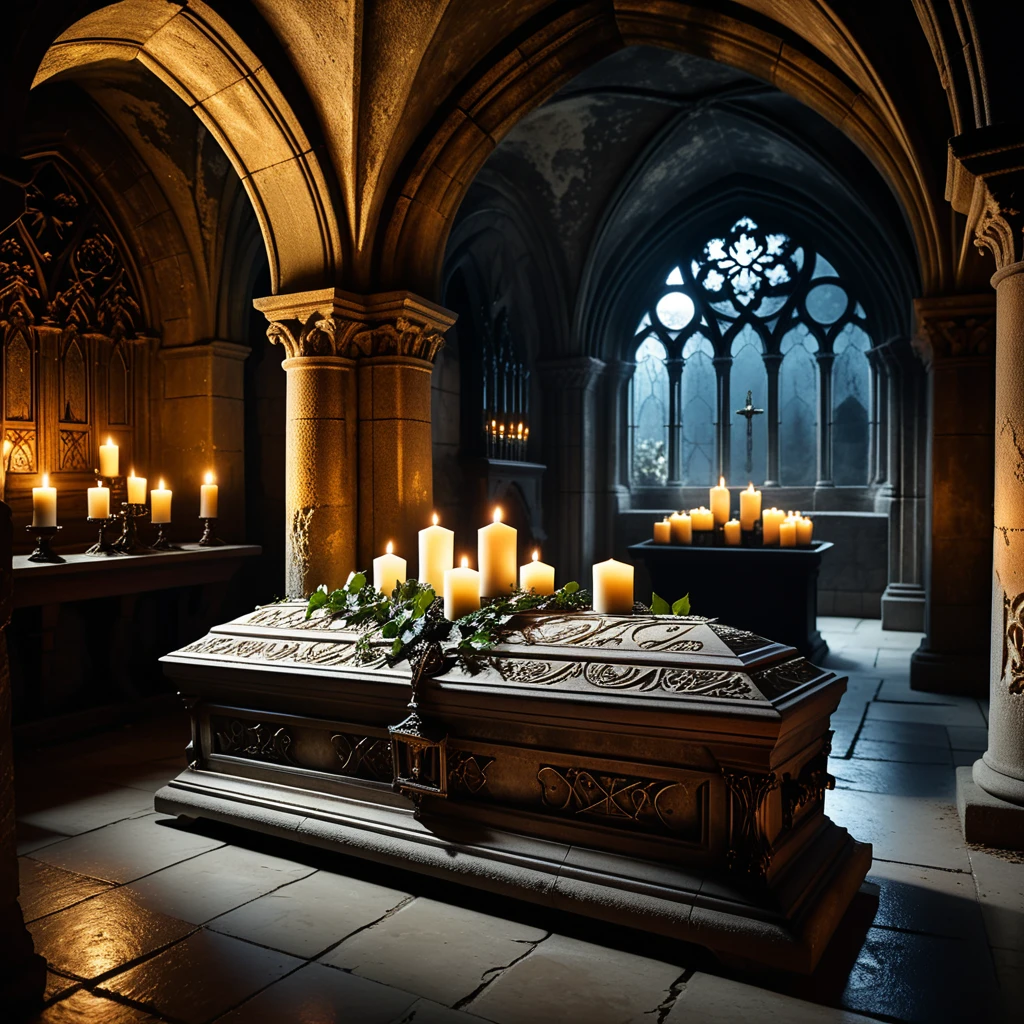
xmin=956 ymin=766 xmax=1024 ymax=850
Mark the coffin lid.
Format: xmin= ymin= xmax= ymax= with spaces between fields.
xmin=167 ymin=602 xmax=836 ymax=708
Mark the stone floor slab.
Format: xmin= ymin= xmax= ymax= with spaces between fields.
xmin=320 ymin=897 xmax=548 ymax=1007
xmin=17 ymin=822 xmax=71 ymax=856
xmin=850 ymin=738 xmax=953 ymax=765
xmin=947 ymin=725 xmax=989 ymax=750
xmin=100 ymin=929 xmax=302 ymax=1024
xmin=829 ymin=758 xmax=955 ymax=800
xmin=865 ymin=701 xmax=986 ymax=728
xmin=18 ymin=786 xmax=155 ymax=838
xmin=29 ymin=887 xmax=194 ymax=982
xmin=826 ymin=790 xmax=971 ymax=872
xmin=125 ymin=844 xmax=316 ymax=925
xmin=465 ymin=933 xmax=682 ymax=1024
xmin=215 ymin=962 xmax=417 ymax=1023
xmin=857 ymin=720 xmax=951 ymax=748
xmin=30 ymin=814 xmax=225 ymax=884
xmin=31 ymin=988 xmax=166 ymax=1023
xmin=967 ymin=845 xmax=1024 ymax=952
xmin=876 ymin=679 xmax=961 ymax=704
xmin=43 ymin=971 xmax=80 ymax=1004
xmin=19 ymin=857 xmax=114 ymax=923
xmin=208 ymin=868 xmax=409 ymax=958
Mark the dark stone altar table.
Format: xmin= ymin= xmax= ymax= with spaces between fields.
xmin=155 ymin=601 xmax=869 ymax=973
xmin=629 ymin=540 xmax=833 ymax=662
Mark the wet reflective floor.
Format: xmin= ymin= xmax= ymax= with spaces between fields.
xmin=14 ymin=618 xmax=1023 ymax=1023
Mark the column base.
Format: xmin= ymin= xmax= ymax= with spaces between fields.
xmin=957 ymin=765 xmax=1024 ymax=850
xmin=910 ymin=643 xmax=988 ymax=695
xmin=880 ymin=582 xmax=925 ymax=632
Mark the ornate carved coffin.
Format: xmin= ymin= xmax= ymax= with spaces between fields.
xmin=155 ymin=603 xmax=870 ymax=973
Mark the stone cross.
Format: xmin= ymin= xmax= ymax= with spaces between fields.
xmin=735 ymin=389 xmax=764 ymax=476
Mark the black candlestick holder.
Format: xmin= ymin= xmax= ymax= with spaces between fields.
xmin=85 ymin=517 xmax=120 ymax=556
xmin=198 ymin=517 xmax=224 ymax=547
xmin=114 ymin=503 xmax=153 ymax=555
xmin=26 ymin=524 xmax=66 ymax=564
xmin=151 ymin=522 xmax=181 ymax=551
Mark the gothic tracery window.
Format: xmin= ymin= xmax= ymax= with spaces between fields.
xmin=628 ymin=215 xmax=873 ymax=490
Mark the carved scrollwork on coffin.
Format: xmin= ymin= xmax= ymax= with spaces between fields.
xmin=657 ymin=669 xmax=759 ymax=700
xmin=493 ymin=658 xmax=583 ymax=685
xmin=537 ymin=765 xmax=703 ymax=839
xmin=782 ymin=751 xmax=835 ymax=831
xmin=750 ymin=658 xmax=826 ymax=700
xmin=506 ymin=614 xmax=707 ymax=654
xmin=179 ymin=634 xmax=376 ymax=671
xmin=709 ymin=624 xmax=772 ymax=655
xmin=723 ymin=770 xmax=779 ymax=880
xmin=331 ymin=733 xmax=393 ymax=782
xmin=215 ymin=719 xmax=295 ymax=765
xmin=447 ymin=751 xmax=495 ymax=795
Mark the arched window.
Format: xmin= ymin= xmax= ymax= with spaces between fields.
xmin=628 ymin=215 xmax=873 ymax=490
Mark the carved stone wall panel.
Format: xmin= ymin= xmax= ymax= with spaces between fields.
xmin=4 ymin=328 xmax=33 ymax=421
xmin=61 ymin=333 xmax=87 ymax=423
xmin=3 ymin=428 xmax=35 ymax=473
xmin=108 ymin=344 xmax=129 ymax=425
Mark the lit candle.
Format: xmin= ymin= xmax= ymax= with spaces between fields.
xmin=710 ymin=476 xmax=730 ymax=526
xmin=797 ymin=516 xmax=814 ymax=547
xmin=739 ymin=482 xmax=762 ymax=532
xmin=520 ymin=550 xmax=555 ymax=595
xmin=32 ymin=473 xmax=57 ymax=527
xmin=762 ymin=507 xmax=785 ymax=545
xmin=418 ymin=512 xmax=454 ymax=591
xmin=445 ymin=556 xmax=481 ymax=620
xmin=151 ymin=479 xmax=172 ymax=524
xmin=199 ymin=471 xmax=218 ymax=518
xmin=126 ymin=469 xmax=147 ymax=505
xmin=690 ymin=506 xmax=714 ymax=532
xmin=669 ymin=510 xmax=692 ymax=545
xmin=373 ymin=540 xmax=407 ymax=595
xmin=87 ymin=480 xmax=110 ymax=519
xmin=653 ymin=518 xmax=671 ymax=544
xmin=593 ymin=558 xmax=634 ymax=615
xmin=724 ymin=519 xmax=742 ymax=546
xmin=779 ymin=518 xmax=797 ymax=548
xmin=478 ymin=506 xmax=517 ymax=598
xmin=99 ymin=436 xmax=118 ymax=478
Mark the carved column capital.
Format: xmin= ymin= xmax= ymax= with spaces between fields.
xmin=912 ymin=294 xmax=996 ymax=369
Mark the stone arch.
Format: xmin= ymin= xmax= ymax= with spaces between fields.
xmin=32 ymin=0 xmax=341 ymax=294
xmin=380 ymin=1 xmax=947 ymax=301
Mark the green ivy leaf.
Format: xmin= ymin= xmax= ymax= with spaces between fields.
xmin=651 ymin=592 xmax=670 ymax=615
xmin=672 ymin=594 xmax=691 ymax=616
xmin=381 ymin=620 xmax=399 ymax=639
xmin=305 ymin=589 xmax=329 ymax=619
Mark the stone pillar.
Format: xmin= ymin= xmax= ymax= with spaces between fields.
xmin=158 ymin=341 xmax=250 ymax=541
xmin=713 ymin=355 xmax=731 ymax=480
xmin=0 ymin=501 xmax=47 ymax=1015
xmin=910 ymin=296 xmax=995 ymax=693
xmin=253 ymin=290 xmax=356 ymax=597
xmin=815 ymin=351 xmax=835 ymax=487
xmin=948 ymin=129 xmax=1024 ymax=846
xmin=538 ymin=357 xmax=605 ymax=586
xmin=763 ymin=353 xmax=781 ymax=486
xmin=600 ymin=359 xmax=635 ymax=555
xmin=666 ymin=357 xmax=684 ymax=486
xmin=869 ymin=348 xmax=889 ymax=485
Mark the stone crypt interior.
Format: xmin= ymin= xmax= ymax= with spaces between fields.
xmin=0 ymin=3 xmax=1022 ymax=1023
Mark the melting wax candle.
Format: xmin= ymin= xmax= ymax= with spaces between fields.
xmin=32 ymin=474 xmax=56 ymax=527
xmin=653 ymin=518 xmax=671 ymax=544
xmin=593 ymin=558 xmax=634 ymax=615
xmin=445 ymin=556 xmax=481 ymax=619
xmin=710 ymin=476 xmax=730 ymax=526
xmin=87 ymin=481 xmax=110 ymax=519
xmin=99 ymin=437 xmax=118 ymax=477
xmin=723 ymin=519 xmax=741 ymax=546
xmin=739 ymin=482 xmax=762 ymax=532
xmin=669 ymin=511 xmax=692 ymax=545
xmin=478 ymin=506 xmax=517 ymax=598
xmin=373 ymin=540 xmax=407 ymax=594
xmin=520 ymin=550 xmax=555 ymax=595
xmin=200 ymin=472 xmax=218 ymax=518
xmin=418 ymin=512 xmax=454 ymax=591
xmin=151 ymin=479 xmax=172 ymax=524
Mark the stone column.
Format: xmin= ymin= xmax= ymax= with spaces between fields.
xmin=713 ymin=355 xmax=731 ymax=481
xmin=763 ymin=353 xmax=782 ymax=486
xmin=815 ymin=351 xmax=835 ymax=487
xmin=600 ymin=359 xmax=635 ymax=555
xmin=869 ymin=348 xmax=889 ymax=485
xmin=0 ymin=501 xmax=47 ymax=1015
xmin=538 ymin=357 xmax=605 ymax=586
xmin=666 ymin=357 xmax=684 ymax=486
xmin=910 ymin=296 xmax=995 ymax=693
xmin=253 ymin=290 xmax=356 ymax=597
xmin=948 ymin=130 xmax=1024 ymax=846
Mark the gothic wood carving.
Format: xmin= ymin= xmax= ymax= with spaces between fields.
xmin=331 ymin=733 xmax=394 ymax=782
xmin=215 ymin=719 xmax=295 ymax=765
xmin=709 ymin=624 xmax=772 ymax=655
xmin=3 ymin=428 xmax=35 ymax=473
xmin=447 ymin=751 xmax=495 ymax=795
xmin=750 ymin=658 xmax=827 ymax=699
xmin=59 ymin=429 xmax=90 ymax=471
xmin=723 ymin=770 xmax=779 ymax=879
xmin=781 ymin=750 xmax=835 ymax=830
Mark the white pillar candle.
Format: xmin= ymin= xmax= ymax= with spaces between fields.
xmin=126 ymin=469 xmax=147 ymax=505
xmin=418 ymin=512 xmax=454 ymax=591
xmin=779 ymin=518 xmax=797 ymax=547
xmin=99 ymin=436 xmax=118 ymax=478
xmin=653 ymin=518 xmax=671 ymax=544
xmin=520 ymin=550 xmax=555 ymax=595
xmin=200 ymin=471 xmax=218 ymax=518
xmin=691 ymin=506 xmax=714 ymax=533
xmin=724 ymin=519 xmax=742 ymax=546
xmin=739 ymin=482 xmax=762 ymax=531
xmin=373 ymin=541 xmax=407 ymax=595
xmin=797 ymin=516 xmax=814 ymax=547
xmin=151 ymin=479 xmax=172 ymax=524
xmin=32 ymin=473 xmax=57 ymax=527
xmin=478 ymin=506 xmax=517 ymax=598
xmin=669 ymin=510 xmax=692 ymax=544
xmin=710 ymin=476 xmax=730 ymax=526
xmin=593 ymin=558 xmax=634 ymax=615
xmin=762 ymin=507 xmax=785 ymax=545
xmin=444 ymin=556 xmax=481 ymax=619
xmin=87 ymin=481 xmax=110 ymax=519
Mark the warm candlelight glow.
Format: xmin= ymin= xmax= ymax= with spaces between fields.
xmin=200 ymin=472 xmax=219 ymax=518
xmin=493 ymin=507 xmax=503 ymax=523
xmin=386 ymin=540 xmax=394 ymax=554
xmin=373 ymin=541 xmax=407 ymax=593
xmin=521 ymin=549 xmax=554 ymax=595
xmin=432 ymin=512 xmax=439 ymax=526
xmin=42 ymin=473 xmax=49 ymax=487
xmin=720 ymin=476 xmax=725 ymax=487
xmin=32 ymin=473 xmax=57 ymax=527
xmin=532 ymin=550 xmax=539 ymax=562
xmin=99 ymin=436 xmax=119 ymax=477
xmin=480 ymin=507 xmax=517 ymax=596
xmin=461 ymin=555 xmax=469 ymax=568
xmin=205 ymin=471 xmax=214 ymax=485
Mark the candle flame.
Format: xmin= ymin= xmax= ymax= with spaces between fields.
xmin=386 ymin=540 xmax=394 ymax=555
xmin=432 ymin=512 xmax=439 ymax=526
xmin=493 ymin=507 xmax=502 ymax=524
xmin=532 ymin=550 xmax=539 ymax=562
xmin=159 ymin=478 xmax=165 ymax=489
xmin=719 ymin=476 xmax=725 ymax=488
xmin=461 ymin=555 xmax=469 ymax=568
xmin=106 ymin=436 xmax=113 ymax=446
xmin=130 ymin=467 xmax=135 ymax=478
xmin=747 ymin=482 xmax=754 ymax=492
xmin=42 ymin=473 xmax=49 ymax=487
xmin=205 ymin=471 xmax=214 ymax=485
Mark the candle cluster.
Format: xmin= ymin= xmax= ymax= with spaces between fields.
xmin=485 ymin=419 xmax=529 ymax=461
xmin=652 ymin=479 xmax=815 ymax=548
